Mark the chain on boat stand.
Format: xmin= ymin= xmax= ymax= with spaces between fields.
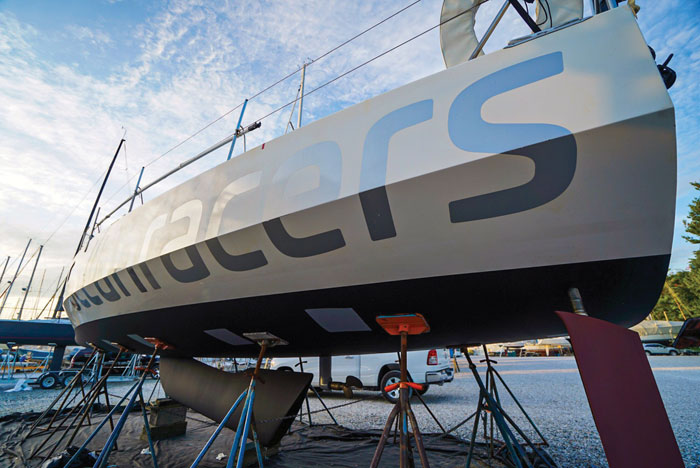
xmin=370 ymin=313 xmax=432 ymax=468
xmin=190 ymin=332 xmax=287 ymax=468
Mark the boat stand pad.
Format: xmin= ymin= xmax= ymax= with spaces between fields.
xmin=556 ymin=311 xmax=684 ymax=468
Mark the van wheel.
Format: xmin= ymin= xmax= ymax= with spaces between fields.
xmin=645 ymin=351 xmax=651 ymax=356
xmin=669 ymin=350 xmax=678 ymax=356
xmin=417 ymin=384 xmax=429 ymax=396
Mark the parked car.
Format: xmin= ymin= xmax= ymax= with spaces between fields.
xmin=642 ymin=343 xmax=679 ymax=356
xmin=269 ymin=349 xmax=454 ymax=402
xmin=66 ymin=347 xmax=154 ymax=370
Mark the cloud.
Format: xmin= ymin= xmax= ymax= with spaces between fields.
xmin=66 ymin=25 xmax=113 ymax=46
xmin=1 ymin=0 xmax=699 ymax=317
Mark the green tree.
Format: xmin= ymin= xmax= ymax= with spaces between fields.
xmin=650 ymin=272 xmax=694 ymax=321
xmin=650 ymin=182 xmax=700 ymax=320
xmin=683 ymin=181 xmax=700 ymax=270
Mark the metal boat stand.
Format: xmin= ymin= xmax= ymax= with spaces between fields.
xmin=292 ymin=357 xmax=339 ymax=427
xmin=370 ymin=313 xmax=432 ymax=468
xmin=79 ymin=339 xmax=160 ymax=468
xmin=26 ymin=347 xmax=130 ymax=463
xmin=22 ymin=348 xmax=98 ymax=442
xmin=60 ymin=344 xmax=162 ymax=468
xmin=191 ymin=332 xmax=286 ymax=468
xmin=454 ymin=346 xmax=555 ymax=468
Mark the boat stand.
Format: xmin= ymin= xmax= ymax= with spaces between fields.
xmin=294 ymin=357 xmax=339 ymax=427
xmin=191 ymin=332 xmax=286 ymax=468
xmin=22 ymin=348 xmax=98 ymax=442
xmin=370 ymin=313 xmax=432 ymax=468
xmin=59 ymin=344 xmax=162 ymax=468
xmin=26 ymin=348 xmax=130 ymax=463
xmin=455 ymin=346 xmax=555 ymax=468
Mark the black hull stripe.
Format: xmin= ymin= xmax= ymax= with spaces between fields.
xmin=75 ymin=254 xmax=669 ymax=358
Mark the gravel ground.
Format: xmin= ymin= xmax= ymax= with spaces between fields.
xmin=0 ymin=378 xmax=167 ymax=416
xmin=0 ymin=356 xmax=698 ymax=467
xmin=296 ymin=356 xmax=700 ymax=468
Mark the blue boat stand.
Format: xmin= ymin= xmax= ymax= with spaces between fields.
xmin=191 ymin=337 xmax=279 ymax=468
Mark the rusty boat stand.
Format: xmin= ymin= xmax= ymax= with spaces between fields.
xmin=370 ymin=314 xmax=431 ymax=468
xmin=59 ymin=341 xmax=163 ymax=468
xmin=458 ymin=346 xmax=555 ymax=468
xmin=190 ymin=332 xmax=286 ymax=468
xmin=23 ymin=345 xmax=142 ymax=465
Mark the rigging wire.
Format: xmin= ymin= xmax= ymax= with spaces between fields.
xmin=0 ymin=246 xmax=41 ymax=303
xmin=247 ymin=0 xmax=487 ymax=127
xmin=36 ymin=275 xmax=68 ymax=319
xmin=123 ymin=139 xmax=133 ymax=196
xmin=96 ymin=0 xmax=425 ymax=209
xmin=307 ymin=0 xmax=422 ymax=66
xmin=10 ymin=1 xmax=427 ymax=259
xmin=41 ymin=170 xmax=107 ymax=246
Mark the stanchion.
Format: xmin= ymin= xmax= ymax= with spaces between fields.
xmin=370 ymin=313 xmax=431 ymax=468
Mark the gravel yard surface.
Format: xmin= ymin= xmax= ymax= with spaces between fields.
xmin=0 ymin=378 xmax=166 ymax=416
xmin=0 ymin=356 xmax=698 ymax=467
xmin=299 ymin=356 xmax=700 ymax=468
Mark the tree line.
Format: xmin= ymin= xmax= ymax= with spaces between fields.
xmin=651 ymin=182 xmax=700 ymax=321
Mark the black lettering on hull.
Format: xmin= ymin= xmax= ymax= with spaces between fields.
xmin=161 ymin=246 xmax=211 ymax=283
xmin=263 ymin=218 xmax=346 ymax=258
xmin=206 ymin=237 xmax=268 ymax=272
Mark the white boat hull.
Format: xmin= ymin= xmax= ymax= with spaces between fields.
xmin=65 ymin=7 xmax=676 ymax=357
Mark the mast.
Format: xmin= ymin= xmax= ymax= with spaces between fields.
xmin=0 ymin=256 xmax=9 ymax=285
xmin=32 ymin=269 xmax=46 ymax=319
xmin=50 ymin=267 xmax=65 ymax=319
xmin=17 ymin=244 xmax=43 ymax=321
xmin=0 ymin=239 xmax=31 ymax=316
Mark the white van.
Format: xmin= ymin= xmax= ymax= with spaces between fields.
xmin=268 ymin=349 xmax=454 ymax=402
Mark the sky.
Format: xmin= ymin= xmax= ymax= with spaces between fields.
xmin=0 ymin=0 xmax=699 ymax=320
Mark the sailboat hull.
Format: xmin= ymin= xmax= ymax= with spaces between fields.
xmin=65 ymin=6 xmax=676 ymax=357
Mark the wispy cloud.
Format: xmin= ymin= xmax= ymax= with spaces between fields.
xmin=66 ymin=24 xmax=113 ymax=46
xmin=1 ymin=0 xmax=699 ymax=316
